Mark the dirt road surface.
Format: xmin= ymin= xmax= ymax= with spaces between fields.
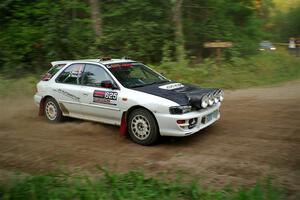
xmin=0 ymin=81 xmax=299 ymax=198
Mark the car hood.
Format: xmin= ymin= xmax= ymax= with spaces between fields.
xmin=131 ymin=82 xmax=220 ymax=109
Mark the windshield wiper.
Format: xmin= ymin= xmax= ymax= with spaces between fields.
xmin=130 ymin=80 xmax=169 ymax=88
xmin=130 ymin=84 xmax=147 ymax=88
xmin=151 ymin=80 xmax=169 ymax=84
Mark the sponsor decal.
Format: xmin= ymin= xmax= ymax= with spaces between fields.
xmin=159 ymin=83 xmax=184 ymax=90
xmin=53 ymin=89 xmax=80 ymax=102
xmin=106 ymin=63 xmax=132 ymax=68
xmin=93 ymin=90 xmax=118 ymax=105
xmin=94 ymin=90 xmax=105 ymax=98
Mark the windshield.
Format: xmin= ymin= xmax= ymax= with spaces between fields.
xmin=107 ymin=63 xmax=169 ymax=88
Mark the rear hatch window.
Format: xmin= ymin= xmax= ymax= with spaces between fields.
xmin=41 ymin=64 xmax=65 ymax=81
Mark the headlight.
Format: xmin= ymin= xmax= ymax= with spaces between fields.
xmin=201 ymin=95 xmax=209 ymax=108
xmin=169 ymin=106 xmax=192 ymax=114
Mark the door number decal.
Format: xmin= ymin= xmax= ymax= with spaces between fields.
xmin=104 ymin=91 xmax=118 ymax=100
xmin=93 ymin=90 xmax=118 ymax=105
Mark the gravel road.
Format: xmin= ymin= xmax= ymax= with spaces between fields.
xmin=0 ymin=81 xmax=299 ymax=198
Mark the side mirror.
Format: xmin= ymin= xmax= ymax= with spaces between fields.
xmin=101 ymin=80 xmax=117 ymax=89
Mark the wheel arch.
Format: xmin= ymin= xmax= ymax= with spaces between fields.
xmin=39 ymin=95 xmax=53 ymax=116
xmin=120 ymin=105 xmax=160 ymax=136
xmin=39 ymin=95 xmax=67 ymax=116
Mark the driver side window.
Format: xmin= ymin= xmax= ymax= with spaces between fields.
xmin=81 ymin=64 xmax=113 ymax=87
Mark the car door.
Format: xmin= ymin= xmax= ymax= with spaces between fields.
xmin=53 ymin=63 xmax=84 ymax=117
xmin=79 ymin=64 xmax=122 ymax=124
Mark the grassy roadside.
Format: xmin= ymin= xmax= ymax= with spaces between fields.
xmin=153 ymin=51 xmax=300 ymax=89
xmin=0 ymin=51 xmax=299 ymax=97
xmin=0 ymin=170 xmax=284 ymax=200
xmin=0 ymin=75 xmax=37 ymax=97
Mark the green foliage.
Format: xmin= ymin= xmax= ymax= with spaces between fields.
xmin=272 ymin=3 xmax=300 ymax=41
xmin=183 ymin=0 xmax=263 ymax=58
xmin=0 ymin=0 xmax=272 ymax=78
xmin=96 ymin=0 xmax=173 ymax=63
xmin=0 ymin=0 xmax=94 ymax=76
xmin=0 ymin=170 xmax=284 ymax=200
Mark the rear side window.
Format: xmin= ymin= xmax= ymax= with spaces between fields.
xmin=56 ymin=64 xmax=84 ymax=84
xmin=48 ymin=64 xmax=65 ymax=76
xmin=41 ymin=64 xmax=65 ymax=81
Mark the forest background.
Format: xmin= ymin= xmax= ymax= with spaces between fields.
xmin=0 ymin=0 xmax=299 ymax=89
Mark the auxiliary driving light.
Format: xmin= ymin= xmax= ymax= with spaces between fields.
xmin=214 ymin=92 xmax=219 ymax=103
xmin=219 ymin=90 xmax=224 ymax=102
xmin=201 ymin=95 xmax=209 ymax=108
xmin=208 ymin=94 xmax=214 ymax=106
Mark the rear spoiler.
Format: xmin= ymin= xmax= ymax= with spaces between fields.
xmin=51 ymin=60 xmax=72 ymax=66
xmin=51 ymin=59 xmax=100 ymax=66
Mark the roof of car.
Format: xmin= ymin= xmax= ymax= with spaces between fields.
xmin=51 ymin=58 xmax=135 ymax=66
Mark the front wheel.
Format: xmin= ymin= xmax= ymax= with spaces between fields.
xmin=44 ymin=97 xmax=64 ymax=122
xmin=128 ymin=108 xmax=160 ymax=145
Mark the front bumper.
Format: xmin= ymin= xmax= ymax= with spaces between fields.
xmin=155 ymin=102 xmax=221 ymax=137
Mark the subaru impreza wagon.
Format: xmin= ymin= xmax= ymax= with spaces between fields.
xmin=34 ymin=57 xmax=223 ymax=145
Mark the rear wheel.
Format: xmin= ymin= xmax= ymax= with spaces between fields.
xmin=44 ymin=97 xmax=64 ymax=122
xmin=128 ymin=108 xmax=159 ymax=145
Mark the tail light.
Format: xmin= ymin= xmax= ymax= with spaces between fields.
xmin=41 ymin=73 xmax=52 ymax=81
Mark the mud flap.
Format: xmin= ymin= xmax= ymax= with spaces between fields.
xmin=38 ymin=98 xmax=46 ymax=116
xmin=119 ymin=112 xmax=127 ymax=136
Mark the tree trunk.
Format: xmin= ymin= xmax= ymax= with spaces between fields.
xmin=89 ymin=0 xmax=102 ymax=37
xmin=173 ymin=0 xmax=185 ymax=62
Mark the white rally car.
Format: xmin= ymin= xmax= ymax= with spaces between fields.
xmin=34 ymin=58 xmax=223 ymax=145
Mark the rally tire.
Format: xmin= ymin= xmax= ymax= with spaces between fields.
xmin=44 ymin=97 xmax=64 ymax=123
xmin=128 ymin=108 xmax=159 ymax=145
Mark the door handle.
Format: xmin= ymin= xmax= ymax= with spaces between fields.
xmin=82 ymin=93 xmax=88 ymax=96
